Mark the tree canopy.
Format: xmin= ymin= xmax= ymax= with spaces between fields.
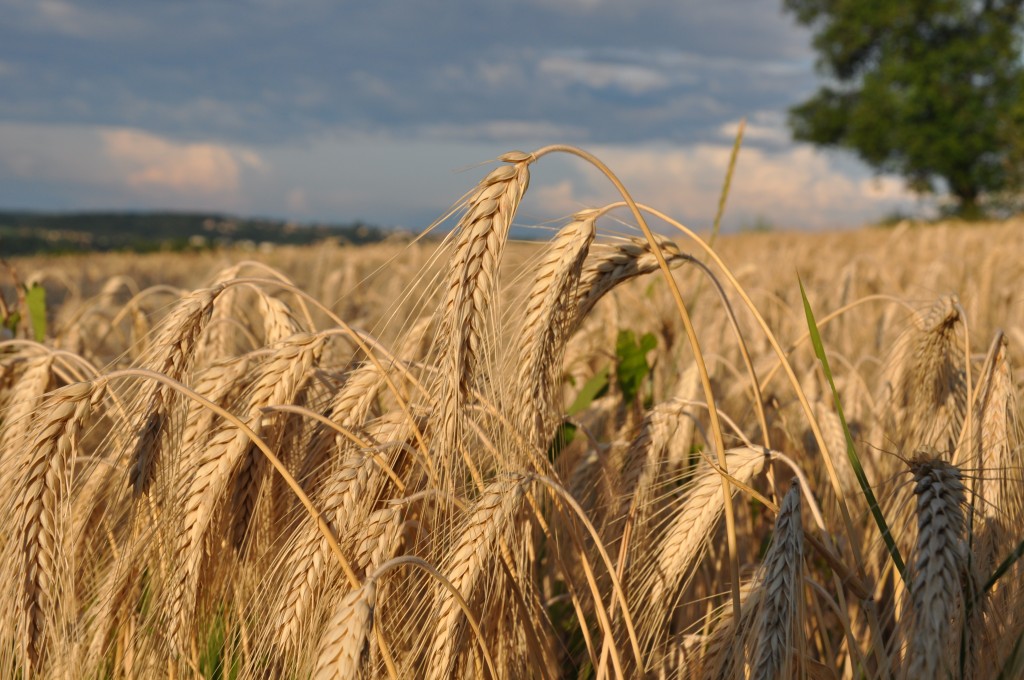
xmin=784 ymin=0 xmax=1024 ymax=217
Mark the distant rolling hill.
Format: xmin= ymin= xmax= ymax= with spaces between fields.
xmin=0 ymin=210 xmax=394 ymax=255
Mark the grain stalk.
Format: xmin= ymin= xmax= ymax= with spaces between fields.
xmin=529 ymin=144 xmax=744 ymax=620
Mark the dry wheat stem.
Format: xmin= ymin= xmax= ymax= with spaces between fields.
xmin=637 ymin=203 xmax=873 ymax=582
xmin=530 ymin=145 xmax=745 ymax=620
xmin=260 ymin=404 xmax=405 ymax=489
xmin=529 ymin=472 xmax=644 ymax=671
xmin=370 ymin=555 xmax=500 ymax=680
xmin=274 ymin=415 xmax=408 ymax=655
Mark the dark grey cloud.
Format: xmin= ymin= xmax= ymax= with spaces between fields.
xmin=0 ymin=0 xmax=816 ymax=146
xmin=2 ymin=0 xmax=923 ymax=231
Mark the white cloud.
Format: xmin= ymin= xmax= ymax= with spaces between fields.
xmin=719 ymin=111 xmax=791 ymax=146
xmin=100 ymin=128 xmax=266 ymax=195
xmin=530 ymin=179 xmax=585 ymax=217
xmin=859 ymin=175 xmax=908 ymax=201
xmin=0 ymin=122 xmax=268 ymax=211
xmin=475 ymin=61 xmax=529 ymax=90
xmin=26 ymin=0 xmax=147 ymax=38
xmin=0 ymin=120 xmax=922 ymax=231
xmin=525 ymin=141 xmax=920 ymax=230
xmin=349 ymin=70 xmax=403 ymax=101
xmin=538 ymin=55 xmax=671 ymax=95
xmin=417 ymin=120 xmax=588 ymax=144
xmin=525 ymin=0 xmax=605 ymax=10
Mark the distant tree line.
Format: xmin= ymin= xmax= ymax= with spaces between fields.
xmin=0 ymin=211 xmax=393 ymax=256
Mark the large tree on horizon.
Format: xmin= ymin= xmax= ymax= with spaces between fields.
xmin=784 ymin=0 xmax=1024 ymax=217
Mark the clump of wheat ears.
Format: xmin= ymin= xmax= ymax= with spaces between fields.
xmin=2 ymin=124 xmax=1024 ymax=679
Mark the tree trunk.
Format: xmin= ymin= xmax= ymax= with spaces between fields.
xmin=952 ymin=185 xmax=982 ymax=220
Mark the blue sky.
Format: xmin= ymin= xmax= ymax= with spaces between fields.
xmin=0 ymin=0 xmax=925 ymax=232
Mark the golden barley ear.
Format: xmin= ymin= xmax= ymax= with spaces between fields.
xmin=7 ymin=381 xmax=105 ymax=675
xmin=902 ymin=455 xmax=968 ymax=679
xmin=751 ymin=484 xmax=804 ymax=680
xmin=434 ymin=154 xmax=532 ymax=490
xmin=514 ymin=210 xmax=596 ymax=452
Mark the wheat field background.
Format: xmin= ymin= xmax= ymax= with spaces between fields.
xmin=1 ymin=147 xmax=1023 ymax=679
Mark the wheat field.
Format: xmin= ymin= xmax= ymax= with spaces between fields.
xmin=1 ymin=146 xmax=1023 ymax=679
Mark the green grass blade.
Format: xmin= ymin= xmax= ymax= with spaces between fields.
xmin=799 ymin=275 xmax=906 ymax=580
xmin=25 ymin=283 xmax=46 ymax=342
xmin=567 ymin=365 xmax=610 ymax=417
